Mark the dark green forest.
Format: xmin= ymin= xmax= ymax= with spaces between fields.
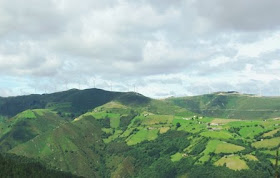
xmin=0 ymin=153 xmax=80 ymax=178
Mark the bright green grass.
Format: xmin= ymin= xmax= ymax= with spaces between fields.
xmin=200 ymin=117 xmax=215 ymax=123
xmin=33 ymin=109 xmax=50 ymax=116
xmin=119 ymin=115 xmax=147 ymax=138
xmin=141 ymin=115 xmax=174 ymax=126
xmin=173 ymin=118 xmax=208 ymax=133
xmin=198 ymin=140 xmax=244 ymax=163
xmin=239 ymin=126 xmax=265 ymax=138
xmin=180 ymin=124 xmax=206 ymax=133
xmin=270 ymin=159 xmax=276 ymax=165
xmin=200 ymin=131 xmax=233 ymax=139
xmin=171 ymin=152 xmax=183 ymax=162
xmin=215 ymin=155 xmax=249 ymax=170
xmin=80 ymin=111 xmax=121 ymax=128
xmin=227 ymin=121 xmax=260 ymax=127
xmin=215 ymin=142 xmax=245 ymax=154
xmin=198 ymin=140 xmax=221 ymax=163
xmin=15 ymin=110 xmax=36 ymax=120
xmin=252 ymin=137 xmax=280 ymax=149
xmin=126 ymin=129 xmax=158 ymax=145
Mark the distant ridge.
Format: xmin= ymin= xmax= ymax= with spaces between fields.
xmin=0 ymin=88 xmax=149 ymax=117
xmin=168 ymin=92 xmax=280 ymax=120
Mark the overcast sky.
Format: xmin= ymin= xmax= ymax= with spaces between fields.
xmin=0 ymin=0 xmax=280 ymax=98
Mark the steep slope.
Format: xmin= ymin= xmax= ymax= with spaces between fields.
xmin=2 ymin=89 xmax=279 ymax=177
xmin=168 ymin=92 xmax=280 ymax=120
xmin=6 ymin=98 xmax=194 ymax=177
xmin=3 ymin=98 xmax=279 ymax=177
xmin=9 ymin=115 xmax=106 ymax=178
xmin=0 ymin=152 xmax=80 ymax=178
xmin=0 ymin=109 xmax=65 ymax=151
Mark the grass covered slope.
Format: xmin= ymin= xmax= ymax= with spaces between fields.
xmin=9 ymin=116 xmax=106 ymax=178
xmin=168 ymin=92 xmax=280 ymax=119
xmin=0 ymin=109 xmax=65 ymax=151
xmin=3 ymin=98 xmax=194 ymax=177
xmin=9 ymin=99 xmax=280 ymax=177
xmin=1 ymin=89 xmax=280 ymax=177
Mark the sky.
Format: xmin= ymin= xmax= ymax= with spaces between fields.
xmin=0 ymin=0 xmax=280 ymax=98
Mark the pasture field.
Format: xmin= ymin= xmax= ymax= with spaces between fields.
xmin=159 ymin=127 xmax=170 ymax=134
xmin=215 ymin=155 xmax=249 ymax=170
xmin=239 ymin=126 xmax=265 ymax=138
xmin=215 ymin=142 xmax=245 ymax=154
xmin=243 ymin=154 xmax=258 ymax=161
xmin=263 ymin=128 xmax=280 ymax=137
xmin=252 ymin=137 xmax=280 ymax=149
xmin=199 ymin=140 xmax=221 ymax=163
xmin=141 ymin=115 xmax=174 ymax=126
xmin=171 ymin=152 xmax=183 ymax=162
xmin=198 ymin=140 xmax=245 ymax=163
xmin=5 ymin=88 xmax=280 ymax=178
xmin=69 ymin=104 xmax=280 ymax=174
xmin=211 ymin=118 xmax=241 ymax=124
xmin=79 ymin=104 xmax=280 ymax=172
xmin=15 ymin=110 xmax=36 ymax=120
xmin=2 ymin=92 xmax=280 ymax=177
xmin=126 ymin=129 xmax=159 ymax=145
xmin=200 ymin=131 xmax=234 ymax=139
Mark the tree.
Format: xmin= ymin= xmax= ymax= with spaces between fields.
xmin=176 ymin=122 xmax=181 ymax=129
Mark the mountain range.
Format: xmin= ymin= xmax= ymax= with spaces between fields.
xmin=0 ymin=88 xmax=279 ymax=178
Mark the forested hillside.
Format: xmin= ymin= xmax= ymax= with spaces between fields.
xmin=0 ymin=89 xmax=279 ymax=177
xmin=0 ymin=152 xmax=80 ymax=177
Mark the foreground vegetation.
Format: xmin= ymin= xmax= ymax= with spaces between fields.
xmin=0 ymin=152 xmax=80 ymax=177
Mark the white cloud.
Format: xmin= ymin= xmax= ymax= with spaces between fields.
xmin=194 ymin=0 xmax=280 ymax=31
xmin=235 ymin=32 xmax=280 ymax=58
xmin=0 ymin=0 xmax=280 ymax=98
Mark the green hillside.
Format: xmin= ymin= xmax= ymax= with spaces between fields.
xmin=10 ymin=116 xmax=105 ymax=178
xmin=0 ymin=109 xmax=65 ymax=151
xmin=6 ymin=100 xmax=279 ymax=177
xmin=0 ymin=89 xmax=279 ymax=178
xmin=7 ymin=99 xmax=194 ymax=177
xmin=168 ymin=92 xmax=280 ymax=120
xmin=0 ymin=88 xmax=126 ymax=118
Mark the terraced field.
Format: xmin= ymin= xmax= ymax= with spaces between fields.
xmin=67 ymin=100 xmax=280 ymax=174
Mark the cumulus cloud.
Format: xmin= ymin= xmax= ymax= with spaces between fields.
xmin=0 ymin=0 xmax=280 ymax=97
